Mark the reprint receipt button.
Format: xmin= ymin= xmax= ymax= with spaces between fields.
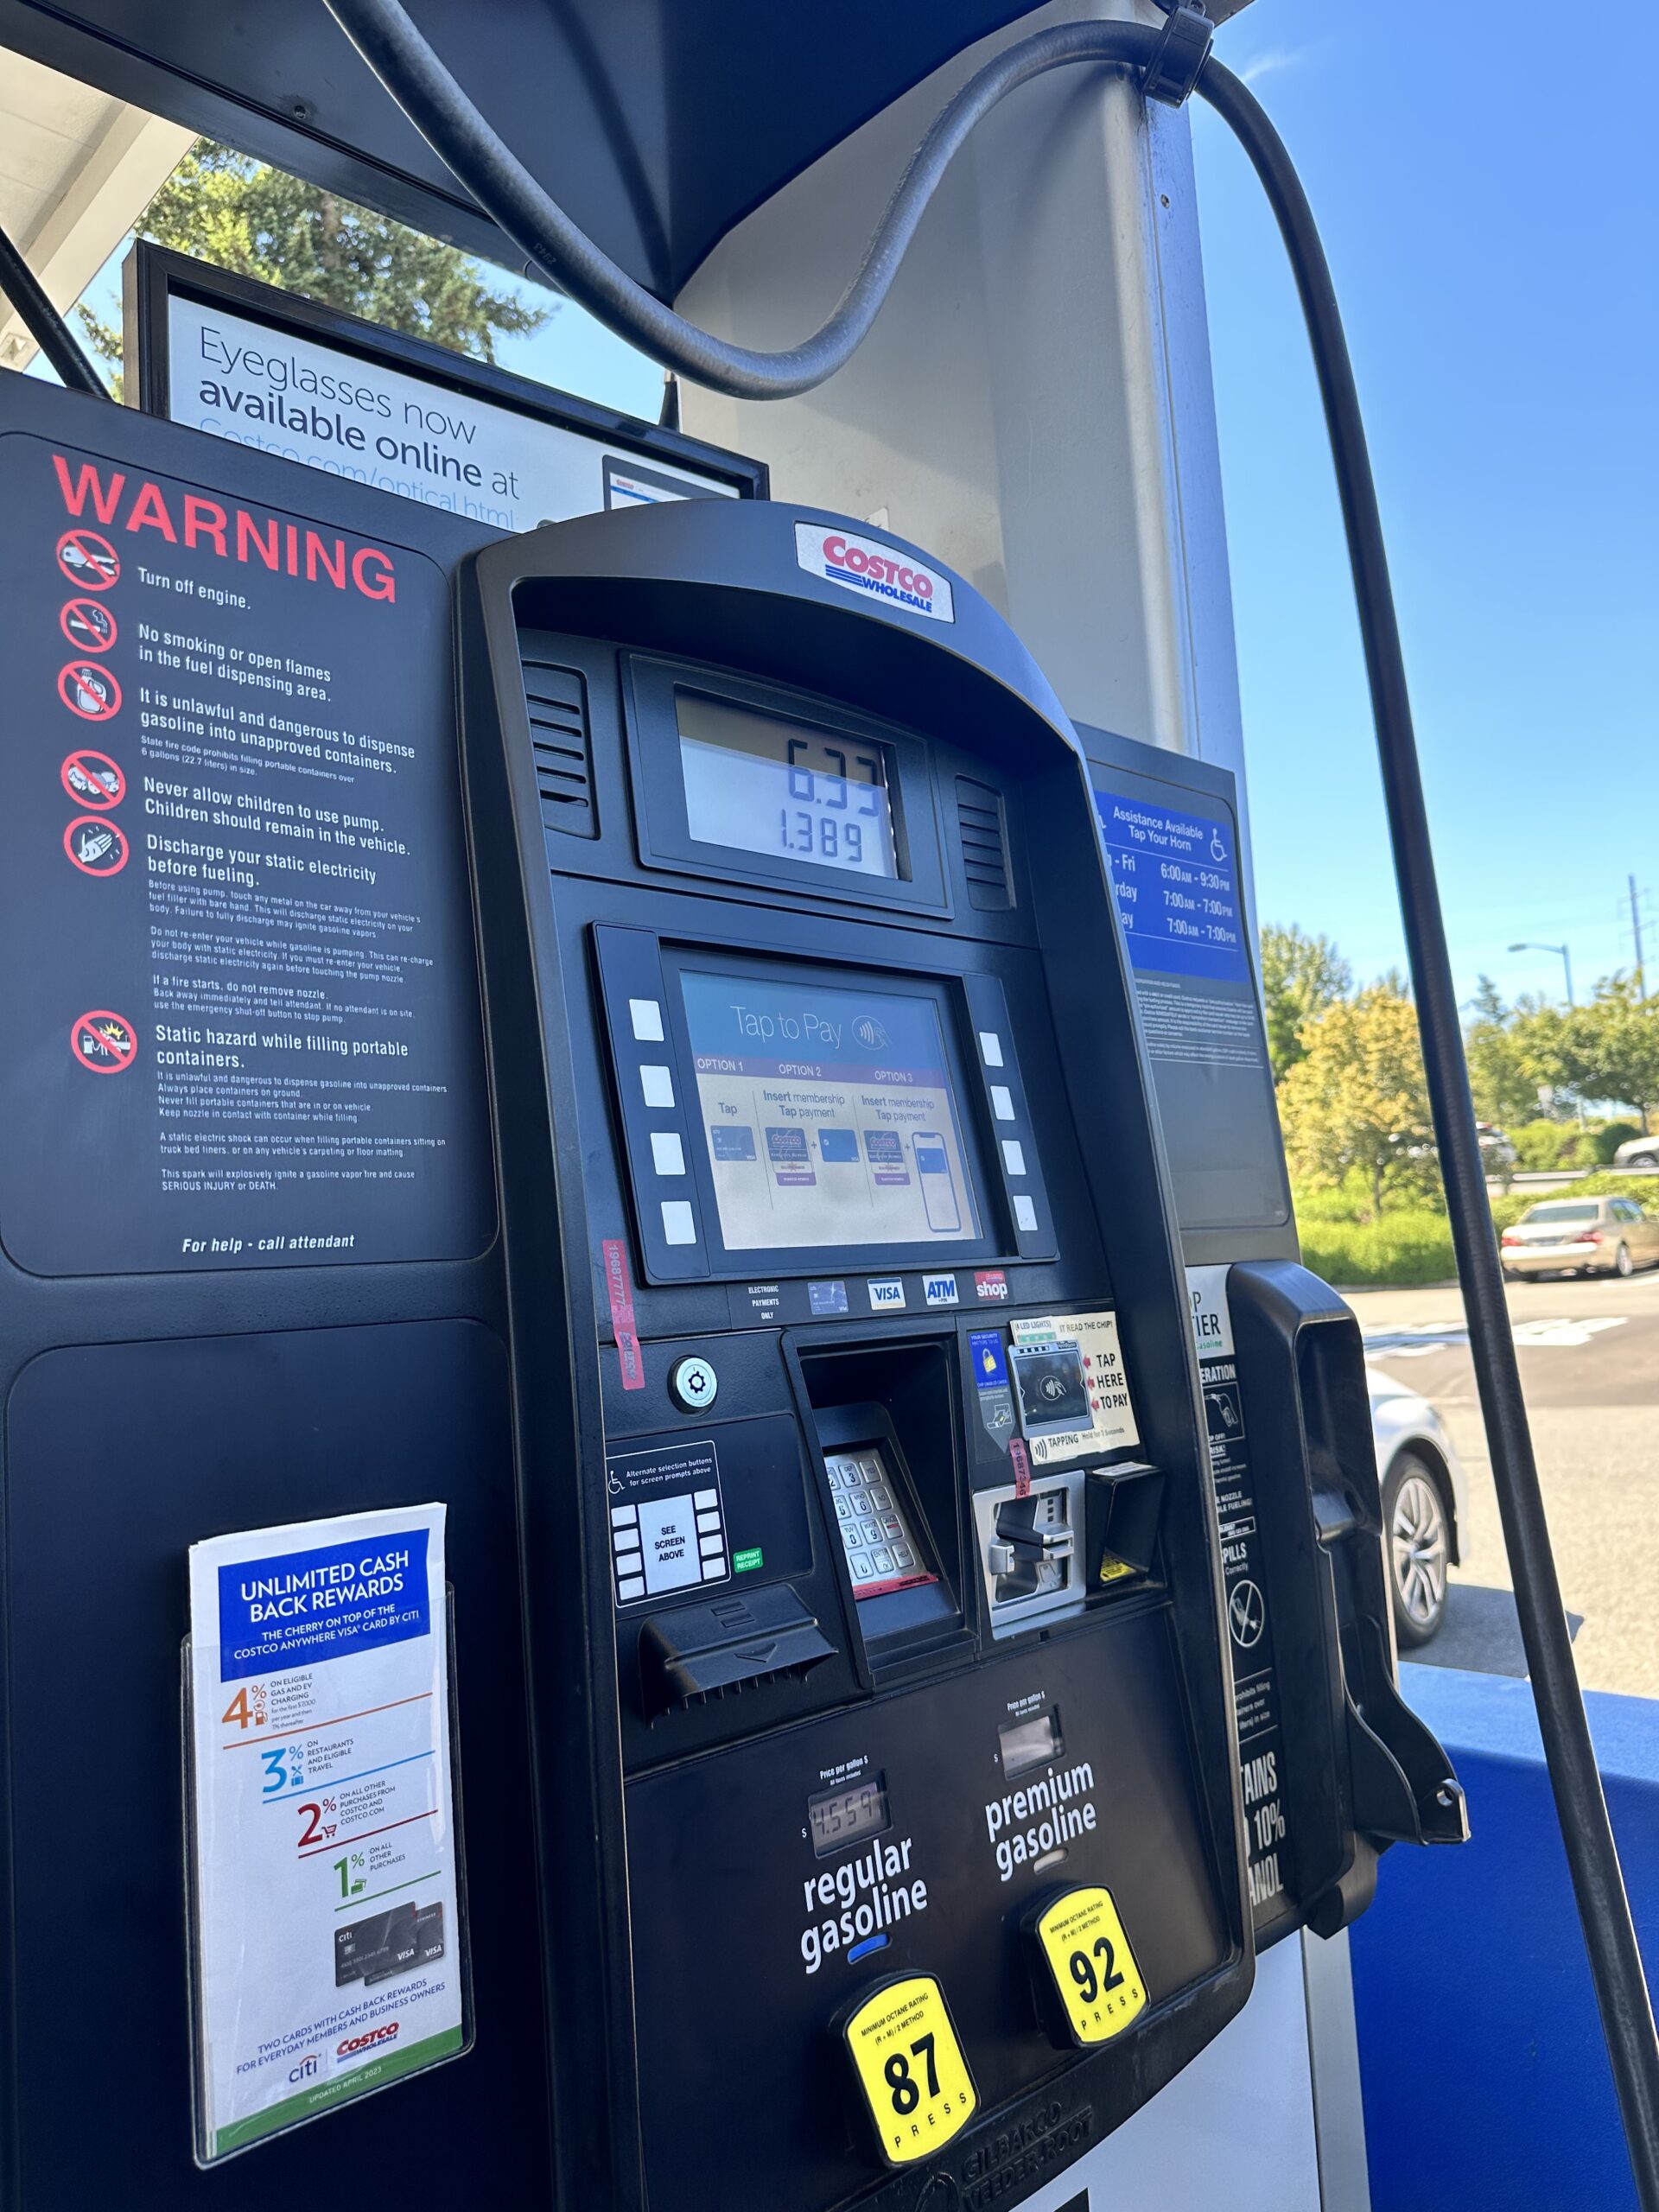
xmin=1026 ymin=1885 xmax=1147 ymax=2049
xmin=842 ymin=1973 xmax=976 ymax=2167
xmin=669 ymin=1356 xmax=718 ymax=1413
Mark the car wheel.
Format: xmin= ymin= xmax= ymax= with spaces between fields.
xmin=1615 ymin=1242 xmax=1635 ymax=1279
xmin=1384 ymin=1454 xmax=1450 ymax=1648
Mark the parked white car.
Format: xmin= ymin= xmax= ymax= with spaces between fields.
xmin=1612 ymin=1133 xmax=1659 ymax=1170
xmin=1500 ymin=1196 xmax=1659 ymax=1280
xmin=1370 ymin=1367 xmax=1469 ymax=1648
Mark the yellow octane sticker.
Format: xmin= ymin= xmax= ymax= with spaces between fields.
xmin=1034 ymin=1886 xmax=1147 ymax=2046
xmin=1097 ymin=1552 xmax=1137 ymax=1585
xmin=843 ymin=1974 xmax=976 ymax=2166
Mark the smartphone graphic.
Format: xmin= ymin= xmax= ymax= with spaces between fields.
xmin=912 ymin=1133 xmax=962 ymax=1233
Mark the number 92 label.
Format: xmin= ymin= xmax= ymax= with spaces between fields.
xmin=1030 ymin=1885 xmax=1147 ymax=2047
xmin=842 ymin=1974 xmax=977 ymax=2167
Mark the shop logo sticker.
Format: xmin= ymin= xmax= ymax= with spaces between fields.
xmin=975 ymin=1269 xmax=1009 ymax=1302
xmin=794 ymin=523 xmax=954 ymax=622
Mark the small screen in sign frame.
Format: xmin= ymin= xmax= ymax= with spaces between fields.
xmin=677 ymin=690 xmax=901 ymax=879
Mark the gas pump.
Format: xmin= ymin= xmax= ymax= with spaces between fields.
xmin=0 ymin=3 xmax=1653 ymax=2209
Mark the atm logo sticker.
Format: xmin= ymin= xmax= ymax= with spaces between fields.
xmin=794 ymin=523 xmax=955 ymax=623
xmin=924 ymin=1274 xmax=959 ymax=1307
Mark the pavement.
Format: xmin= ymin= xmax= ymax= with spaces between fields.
xmin=1346 ymin=1264 xmax=1659 ymax=1699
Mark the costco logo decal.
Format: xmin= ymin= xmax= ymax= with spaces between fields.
xmin=794 ymin=524 xmax=955 ymax=623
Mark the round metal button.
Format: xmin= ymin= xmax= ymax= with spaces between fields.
xmin=668 ymin=1354 xmax=718 ymax=1413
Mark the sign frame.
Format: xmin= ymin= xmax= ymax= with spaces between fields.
xmin=124 ymin=241 xmax=769 ymax=517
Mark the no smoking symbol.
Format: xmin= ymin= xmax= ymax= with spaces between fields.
xmin=64 ymin=816 xmax=129 ymax=877
xmin=70 ymin=1010 xmax=137 ymax=1074
xmin=60 ymin=598 xmax=118 ymax=652
xmin=59 ymin=661 xmax=122 ymax=721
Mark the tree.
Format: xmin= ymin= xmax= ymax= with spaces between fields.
xmin=1465 ymin=976 xmax=1554 ymax=1126
xmin=1277 ymin=985 xmax=1438 ymax=1220
xmin=1258 ymin=925 xmax=1352 ymax=1079
xmin=78 ymin=140 xmax=550 ymax=381
xmin=1553 ymin=976 xmax=1659 ymax=1133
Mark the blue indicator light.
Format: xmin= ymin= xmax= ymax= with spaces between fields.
xmin=847 ymin=1934 xmax=890 ymax=1965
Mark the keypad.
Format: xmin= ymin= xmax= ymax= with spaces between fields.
xmin=824 ymin=1448 xmax=929 ymax=1597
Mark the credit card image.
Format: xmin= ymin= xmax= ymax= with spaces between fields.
xmin=413 ymin=1903 xmax=446 ymax=1966
xmin=335 ymin=1900 xmax=418 ymax=1986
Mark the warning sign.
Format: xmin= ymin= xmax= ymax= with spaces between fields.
xmin=60 ymin=749 xmax=124 ymax=808
xmin=63 ymin=817 xmax=129 ymax=877
xmin=55 ymin=528 xmax=119 ymax=589
xmin=60 ymin=597 xmax=118 ymax=652
xmin=70 ymin=1009 xmax=137 ymax=1073
xmin=58 ymin=660 xmax=122 ymax=721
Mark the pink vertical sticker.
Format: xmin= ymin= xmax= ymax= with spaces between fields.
xmin=1009 ymin=1435 xmax=1032 ymax=1499
xmin=601 ymin=1237 xmax=645 ymax=1390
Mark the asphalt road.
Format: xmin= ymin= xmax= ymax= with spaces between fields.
xmin=1348 ymin=1264 xmax=1659 ymax=1699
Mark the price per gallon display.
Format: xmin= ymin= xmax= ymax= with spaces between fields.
xmin=677 ymin=689 xmax=899 ymax=879
xmin=187 ymin=1503 xmax=467 ymax=2161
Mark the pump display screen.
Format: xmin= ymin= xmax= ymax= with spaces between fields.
xmin=680 ymin=969 xmax=980 ymax=1252
xmin=808 ymin=1774 xmax=892 ymax=1857
xmin=677 ymin=690 xmax=900 ymax=879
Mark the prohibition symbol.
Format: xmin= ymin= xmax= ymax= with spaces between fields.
xmin=1229 ymin=1579 xmax=1266 ymax=1649
xmin=56 ymin=529 xmax=119 ymax=589
xmin=60 ymin=597 xmax=118 ymax=652
xmin=64 ymin=816 xmax=130 ymax=877
xmin=59 ymin=661 xmax=122 ymax=721
xmin=70 ymin=1009 xmax=137 ymax=1074
xmin=61 ymin=749 xmax=124 ymax=808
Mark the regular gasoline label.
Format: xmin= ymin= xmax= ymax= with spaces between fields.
xmin=0 ymin=435 xmax=494 ymax=1274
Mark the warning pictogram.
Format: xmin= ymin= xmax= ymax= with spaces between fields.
xmin=59 ymin=661 xmax=122 ymax=721
xmin=60 ymin=749 xmax=124 ymax=809
xmin=60 ymin=598 xmax=118 ymax=652
xmin=55 ymin=529 xmax=119 ymax=590
xmin=64 ymin=816 xmax=130 ymax=877
xmin=70 ymin=1010 xmax=137 ymax=1074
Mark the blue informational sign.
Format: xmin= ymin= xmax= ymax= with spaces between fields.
xmin=1092 ymin=790 xmax=1249 ymax=986
xmin=216 ymin=1526 xmax=431 ymax=1679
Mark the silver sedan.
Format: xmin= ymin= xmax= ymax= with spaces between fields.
xmin=1370 ymin=1368 xmax=1470 ymax=1648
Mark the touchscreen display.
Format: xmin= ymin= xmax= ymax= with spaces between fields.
xmin=677 ymin=691 xmax=900 ymax=879
xmin=681 ymin=969 xmax=981 ymax=1253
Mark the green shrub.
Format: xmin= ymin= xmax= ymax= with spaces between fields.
xmin=1297 ymin=1211 xmax=1458 ymax=1287
xmin=1587 ymin=1121 xmax=1642 ymax=1165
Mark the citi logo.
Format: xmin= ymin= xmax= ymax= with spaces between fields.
xmin=289 ymin=2053 xmax=320 ymax=2083
xmin=338 ymin=2021 xmax=400 ymax=2059
xmin=794 ymin=523 xmax=955 ymax=623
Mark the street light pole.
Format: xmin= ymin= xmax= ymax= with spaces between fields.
xmin=1509 ymin=939 xmax=1574 ymax=1007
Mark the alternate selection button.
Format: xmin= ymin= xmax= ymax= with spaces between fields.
xmin=1001 ymin=1140 xmax=1027 ymax=1177
xmin=1013 ymin=1195 xmax=1039 ymax=1233
xmin=629 ymin=997 xmax=665 ymax=1041
xmin=978 ymin=1030 xmax=1005 ymax=1067
xmin=639 ymin=1064 xmax=676 ymax=1109
xmin=652 ymin=1131 xmax=687 ymax=1176
xmin=989 ymin=1084 xmax=1015 ymax=1122
xmin=661 ymin=1200 xmax=697 ymax=1246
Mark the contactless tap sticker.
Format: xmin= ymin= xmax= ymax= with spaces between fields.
xmin=1030 ymin=1886 xmax=1147 ymax=2048
xmin=842 ymin=1974 xmax=976 ymax=2166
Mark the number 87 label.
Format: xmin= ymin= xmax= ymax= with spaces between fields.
xmin=1031 ymin=1886 xmax=1147 ymax=2047
xmin=842 ymin=1974 xmax=977 ymax=2167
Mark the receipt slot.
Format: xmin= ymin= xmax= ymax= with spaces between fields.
xmin=456 ymin=499 xmax=1258 ymax=2210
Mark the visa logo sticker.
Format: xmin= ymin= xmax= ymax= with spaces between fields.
xmin=923 ymin=1274 xmax=960 ymax=1308
xmin=794 ymin=523 xmax=955 ymax=623
xmin=868 ymin=1278 xmax=906 ymax=1310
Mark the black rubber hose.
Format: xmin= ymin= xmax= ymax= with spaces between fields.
xmin=1198 ymin=55 xmax=1659 ymax=2209
xmin=325 ymin=0 xmax=1659 ymax=2191
xmin=324 ymin=0 xmax=1163 ymax=398
xmin=0 ymin=220 xmax=108 ymax=397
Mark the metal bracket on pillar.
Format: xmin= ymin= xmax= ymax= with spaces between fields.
xmin=1142 ymin=4 xmax=1214 ymax=107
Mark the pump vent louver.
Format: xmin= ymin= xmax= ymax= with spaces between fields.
xmin=955 ymin=776 xmax=1013 ymax=909
xmin=522 ymin=658 xmax=595 ymax=836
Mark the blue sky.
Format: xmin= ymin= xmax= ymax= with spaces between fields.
xmin=63 ymin=4 xmax=1656 ymax=1016
xmin=1193 ymin=0 xmax=1658 ymax=1011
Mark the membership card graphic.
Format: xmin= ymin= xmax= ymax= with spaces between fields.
xmin=681 ymin=970 xmax=979 ymax=1253
xmin=188 ymin=1503 xmax=466 ymax=2161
